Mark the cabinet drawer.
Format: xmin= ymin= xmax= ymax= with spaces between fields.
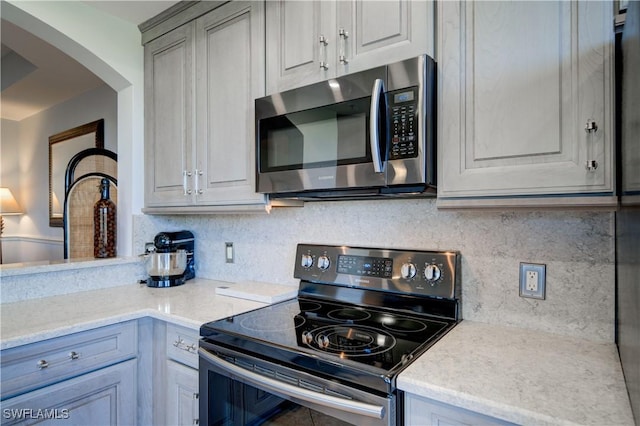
xmin=166 ymin=323 xmax=199 ymax=369
xmin=1 ymin=359 xmax=136 ymax=426
xmin=0 ymin=321 xmax=137 ymax=400
xmin=405 ymin=394 xmax=515 ymax=426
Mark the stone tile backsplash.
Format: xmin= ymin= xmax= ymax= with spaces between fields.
xmin=133 ymin=198 xmax=615 ymax=343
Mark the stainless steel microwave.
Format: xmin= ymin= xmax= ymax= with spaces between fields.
xmin=255 ymin=55 xmax=436 ymax=199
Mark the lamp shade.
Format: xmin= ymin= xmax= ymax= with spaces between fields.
xmin=0 ymin=187 xmax=23 ymax=215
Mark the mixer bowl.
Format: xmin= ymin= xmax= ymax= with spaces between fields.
xmin=146 ymin=250 xmax=187 ymax=278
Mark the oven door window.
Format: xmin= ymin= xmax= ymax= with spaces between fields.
xmin=259 ymin=97 xmax=371 ymax=173
xmin=206 ymin=370 xmax=355 ymax=426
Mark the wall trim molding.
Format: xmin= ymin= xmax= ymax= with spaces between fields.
xmin=1 ymin=235 xmax=63 ymax=245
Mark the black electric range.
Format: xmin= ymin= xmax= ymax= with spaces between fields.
xmin=199 ymin=244 xmax=461 ymax=426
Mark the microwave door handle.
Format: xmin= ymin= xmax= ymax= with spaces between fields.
xmin=198 ymin=348 xmax=385 ymax=420
xmin=370 ymin=78 xmax=386 ymax=173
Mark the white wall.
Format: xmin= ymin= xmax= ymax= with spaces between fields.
xmin=0 ymin=85 xmax=117 ymax=263
xmin=3 ymin=0 xmax=146 ymax=258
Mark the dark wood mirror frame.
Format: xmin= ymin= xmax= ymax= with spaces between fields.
xmin=49 ymin=119 xmax=104 ymax=227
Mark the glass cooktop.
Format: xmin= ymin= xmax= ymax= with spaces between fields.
xmin=201 ymin=297 xmax=451 ymax=373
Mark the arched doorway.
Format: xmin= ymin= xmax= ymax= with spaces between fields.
xmin=2 ymin=1 xmax=146 ymax=258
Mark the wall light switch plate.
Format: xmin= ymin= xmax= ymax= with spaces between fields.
xmin=225 ymin=242 xmax=234 ymax=263
xmin=519 ymin=263 xmax=546 ymax=299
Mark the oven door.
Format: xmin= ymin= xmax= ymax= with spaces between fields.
xmin=199 ymin=344 xmax=396 ymax=426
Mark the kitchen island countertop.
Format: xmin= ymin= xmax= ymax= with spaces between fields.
xmin=1 ymin=282 xmax=634 ymax=425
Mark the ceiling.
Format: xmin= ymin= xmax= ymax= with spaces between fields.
xmin=1 ymin=1 xmax=180 ymax=121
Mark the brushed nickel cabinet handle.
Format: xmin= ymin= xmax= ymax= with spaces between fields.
xmin=585 ymin=119 xmax=598 ymax=171
xmin=339 ymin=28 xmax=349 ymax=64
xmin=37 ymin=359 xmax=49 ymax=369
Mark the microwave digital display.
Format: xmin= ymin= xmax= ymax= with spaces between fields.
xmin=394 ymin=91 xmax=414 ymax=103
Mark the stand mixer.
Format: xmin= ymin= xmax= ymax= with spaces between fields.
xmin=145 ymin=231 xmax=195 ymax=288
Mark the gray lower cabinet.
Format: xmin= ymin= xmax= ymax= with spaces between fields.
xmin=160 ymin=323 xmax=200 ymax=426
xmin=143 ymin=1 xmax=268 ymax=213
xmin=405 ymin=393 xmax=514 ymax=426
xmin=0 ymin=322 xmax=138 ymax=426
xmin=166 ymin=360 xmax=199 ymax=426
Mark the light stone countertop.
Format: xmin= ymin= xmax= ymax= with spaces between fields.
xmin=0 ymin=256 xmax=141 ymax=278
xmin=397 ymin=321 xmax=634 ymax=426
xmin=0 ymin=278 xmax=267 ymax=350
xmin=1 ymin=283 xmax=634 ymax=425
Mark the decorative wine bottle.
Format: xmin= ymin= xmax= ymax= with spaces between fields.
xmin=94 ymin=178 xmax=116 ymax=258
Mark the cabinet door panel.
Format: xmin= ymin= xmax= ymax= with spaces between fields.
xmin=144 ymin=23 xmax=195 ymax=206
xmin=337 ymin=0 xmax=432 ymax=75
xmin=195 ymin=1 xmax=266 ymax=205
xmin=470 ymin=2 xmax=564 ymax=160
xmin=405 ymin=394 xmax=514 ymax=426
xmin=438 ymin=1 xmax=613 ymax=199
xmin=2 ymin=360 xmax=136 ymax=426
xmin=166 ymin=361 xmax=199 ymax=426
xmin=266 ymin=1 xmax=335 ymax=94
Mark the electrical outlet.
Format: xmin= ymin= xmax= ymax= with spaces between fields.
xmin=520 ymin=263 xmax=546 ymax=300
xmin=526 ymin=270 xmax=538 ymax=292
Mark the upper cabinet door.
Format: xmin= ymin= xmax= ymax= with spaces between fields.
xmin=438 ymin=1 xmax=615 ymax=206
xmin=336 ymin=0 xmax=433 ymax=75
xmin=266 ymin=1 xmax=336 ymax=94
xmin=144 ymin=23 xmax=195 ymax=207
xmin=194 ymin=1 xmax=266 ymax=205
xmin=266 ymin=0 xmax=432 ymax=95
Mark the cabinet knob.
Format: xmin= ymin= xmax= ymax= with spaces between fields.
xmin=585 ymin=119 xmax=598 ymax=133
xmin=586 ymin=160 xmax=598 ymax=171
xmin=37 ymin=359 xmax=49 ymax=369
xmin=69 ymin=351 xmax=80 ymax=360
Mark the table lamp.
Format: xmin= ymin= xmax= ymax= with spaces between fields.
xmin=0 ymin=187 xmax=24 ymax=264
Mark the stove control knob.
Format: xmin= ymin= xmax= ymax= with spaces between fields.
xmin=301 ymin=254 xmax=314 ymax=268
xmin=317 ymin=255 xmax=331 ymax=271
xmin=317 ymin=334 xmax=330 ymax=348
xmin=400 ymin=263 xmax=417 ymax=279
xmin=424 ymin=264 xmax=441 ymax=282
xmin=301 ymin=330 xmax=314 ymax=345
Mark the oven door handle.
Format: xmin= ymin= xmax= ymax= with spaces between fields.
xmin=198 ymin=348 xmax=385 ymax=420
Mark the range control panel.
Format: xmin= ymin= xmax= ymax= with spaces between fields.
xmin=294 ymin=244 xmax=459 ymax=299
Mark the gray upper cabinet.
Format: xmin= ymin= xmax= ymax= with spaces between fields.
xmin=144 ymin=1 xmax=268 ymax=212
xmin=144 ymin=22 xmax=195 ymax=207
xmin=266 ymin=0 xmax=434 ymax=95
xmin=437 ymin=1 xmax=616 ymax=208
xmin=194 ymin=1 xmax=266 ymax=207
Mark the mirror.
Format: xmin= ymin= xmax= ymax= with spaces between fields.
xmin=49 ymin=119 xmax=104 ymax=227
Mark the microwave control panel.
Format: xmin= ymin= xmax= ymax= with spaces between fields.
xmin=388 ymin=87 xmax=418 ymax=160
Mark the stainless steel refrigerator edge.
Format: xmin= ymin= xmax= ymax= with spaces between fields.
xmin=617 ymin=1 xmax=640 ymax=423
